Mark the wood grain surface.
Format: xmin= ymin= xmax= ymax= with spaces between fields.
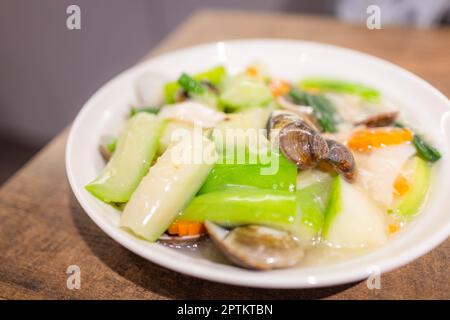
xmin=0 ymin=9 xmax=449 ymax=300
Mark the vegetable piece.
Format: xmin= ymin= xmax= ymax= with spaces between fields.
xmin=246 ymin=66 xmax=259 ymax=77
xmin=244 ymin=62 xmax=270 ymax=81
xmin=412 ymin=134 xmax=441 ymax=163
xmin=158 ymin=101 xmax=225 ymax=128
xmin=106 ymin=137 xmax=117 ymax=153
xmin=354 ymin=144 xmax=416 ymax=207
xmin=299 ymin=77 xmax=380 ymax=102
xmin=393 ymin=175 xmax=410 ymax=196
xmin=120 ymin=133 xmax=217 ymax=241
xmin=394 ymin=122 xmax=441 ymax=163
xmin=296 ymin=181 xmax=330 ymax=242
xmin=168 ymin=221 xmax=205 ymax=237
xmin=164 ymin=66 xmax=226 ymax=103
xmin=347 ymin=127 xmax=413 ymax=152
xmin=180 ymin=185 xmax=327 ymax=242
xmin=296 ymin=169 xmax=333 ymax=189
xmin=157 ymin=120 xmax=193 ymax=155
xmin=322 ymin=175 xmax=387 ymax=248
xmin=178 ymin=73 xmax=206 ymax=95
xmin=130 ymin=107 xmax=160 ymax=116
xmin=269 ymin=79 xmax=290 ymax=97
xmin=179 ymin=188 xmax=304 ymax=237
xmin=85 ymin=113 xmax=164 ymax=203
xmin=219 ymin=75 xmax=273 ymax=111
xmin=389 ymin=156 xmax=431 ymax=219
xmin=198 ymin=151 xmax=297 ymax=194
xmin=176 ymin=73 xmax=220 ymax=109
xmin=193 ymin=65 xmax=227 ymax=86
xmin=388 ymin=223 xmax=400 ymax=234
xmin=289 ymin=89 xmax=338 ymax=132
xmin=99 ymin=144 xmax=112 ymax=162
xmin=178 ymin=73 xmax=219 ymax=109
xmin=135 ymin=72 xmax=167 ymax=106
xmin=98 ymin=136 xmax=117 ymax=161
xmin=212 ymin=107 xmax=272 ymax=151
xmin=191 ymin=91 xmax=220 ymax=110
xmin=219 ymin=107 xmax=272 ymax=131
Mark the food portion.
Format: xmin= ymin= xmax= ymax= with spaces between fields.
xmin=86 ymin=63 xmax=440 ymax=270
xmin=86 ymin=113 xmax=164 ymax=203
xmin=120 ymin=131 xmax=216 ymax=242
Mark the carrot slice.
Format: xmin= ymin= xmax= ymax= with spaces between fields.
xmin=167 ymin=221 xmax=205 ymax=237
xmin=393 ymin=175 xmax=410 ymax=196
xmin=269 ymin=79 xmax=290 ymax=97
xmin=167 ymin=223 xmax=178 ymax=235
xmin=246 ymin=66 xmax=259 ymax=77
xmin=348 ymin=127 xmax=413 ymax=152
xmin=388 ymin=223 xmax=400 ymax=234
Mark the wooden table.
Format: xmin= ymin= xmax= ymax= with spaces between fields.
xmin=1 ymin=9 xmax=449 ymax=300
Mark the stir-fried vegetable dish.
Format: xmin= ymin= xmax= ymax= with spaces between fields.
xmin=86 ymin=62 xmax=440 ymax=270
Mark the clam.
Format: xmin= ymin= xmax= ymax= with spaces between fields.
xmin=268 ymin=112 xmax=357 ymax=182
xmin=204 ymin=221 xmax=304 ymax=270
xmin=323 ymin=139 xmax=356 ymax=182
xmin=99 ymin=144 xmax=112 ymax=162
xmin=175 ymin=89 xmax=189 ymax=103
xmin=276 ymin=96 xmax=320 ymax=131
xmin=158 ymin=233 xmax=205 ymax=245
xmin=98 ymin=135 xmax=116 ymax=162
xmin=267 ymin=111 xmax=300 ymax=139
xmin=279 ymin=120 xmax=329 ymax=170
xmin=355 ymin=111 xmax=398 ymax=128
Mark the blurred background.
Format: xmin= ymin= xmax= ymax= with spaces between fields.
xmin=0 ymin=0 xmax=449 ymax=185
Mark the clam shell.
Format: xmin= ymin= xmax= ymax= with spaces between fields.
xmin=205 ymin=221 xmax=304 ymax=270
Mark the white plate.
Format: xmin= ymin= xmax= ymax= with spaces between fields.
xmin=66 ymin=39 xmax=450 ymax=288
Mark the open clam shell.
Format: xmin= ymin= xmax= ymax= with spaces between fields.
xmin=204 ymin=221 xmax=304 ymax=270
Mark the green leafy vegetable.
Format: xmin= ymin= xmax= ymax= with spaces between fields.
xmin=289 ymin=88 xmax=338 ymax=132
xmin=395 ymin=122 xmax=441 ymax=163
xmin=299 ymin=77 xmax=380 ymax=102
xmin=163 ymin=65 xmax=226 ymax=103
xmin=106 ymin=137 xmax=117 ymax=153
xmin=130 ymin=107 xmax=160 ymax=116
xmin=178 ymin=73 xmax=206 ymax=95
xmin=412 ymin=135 xmax=441 ymax=163
xmin=176 ymin=72 xmax=222 ymax=109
